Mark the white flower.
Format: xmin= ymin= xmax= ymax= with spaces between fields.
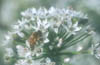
xmin=57 ymin=38 xmax=63 ymax=47
xmin=18 ymin=19 xmax=28 ymax=27
xmin=44 ymin=38 xmax=49 ymax=43
xmin=3 ymin=32 xmax=13 ymax=46
xmin=32 ymin=47 xmax=43 ymax=57
xmin=64 ymin=19 xmax=82 ymax=35
xmin=77 ymin=46 xmax=83 ymax=51
xmin=49 ymin=7 xmax=57 ymax=16
xmin=17 ymin=31 xmax=25 ymax=38
xmin=64 ymin=58 xmax=70 ymax=63
xmin=21 ymin=9 xmax=34 ymax=17
xmin=31 ymin=8 xmax=37 ymax=14
xmin=32 ymin=18 xmax=50 ymax=32
xmin=3 ymin=7 xmax=89 ymax=65
xmin=12 ymin=18 xmax=29 ymax=31
xmin=15 ymin=58 xmax=42 ymax=65
xmin=4 ymin=48 xmax=14 ymax=63
xmin=44 ymin=57 xmax=56 ymax=65
xmin=37 ymin=8 xmax=48 ymax=18
xmin=5 ymin=48 xmax=14 ymax=57
xmin=16 ymin=45 xmax=31 ymax=58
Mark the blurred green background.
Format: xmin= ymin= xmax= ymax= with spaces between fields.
xmin=0 ymin=0 xmax=100 ymax=65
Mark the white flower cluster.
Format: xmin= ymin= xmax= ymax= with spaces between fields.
xmin=3 ymin=7 xmax=89 ymax=65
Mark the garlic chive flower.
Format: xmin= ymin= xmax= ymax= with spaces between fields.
xmin=3 ymin=7 xmax=93 ymax=65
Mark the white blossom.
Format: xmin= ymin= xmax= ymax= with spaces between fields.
xmin=77 ymin=46 xmax=83 ymax=51
xmin=3 ymin=7 xmax=90 ymax=65
xmin=64 ymin=58 xmax=70 ymax=63
xmin=16 ymin=45 xmax=31 ymax=58
xmin=15 ymin=59 xmax=41 ymax=65
xmin=5 ymin=48 xmax=14 ymax=57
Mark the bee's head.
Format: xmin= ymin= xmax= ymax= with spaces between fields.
xmin=37 ymin=30 xmax=42 ymax=36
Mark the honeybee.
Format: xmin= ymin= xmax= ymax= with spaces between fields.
xmin=28 ymin=30 xmax=42 ymax=50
